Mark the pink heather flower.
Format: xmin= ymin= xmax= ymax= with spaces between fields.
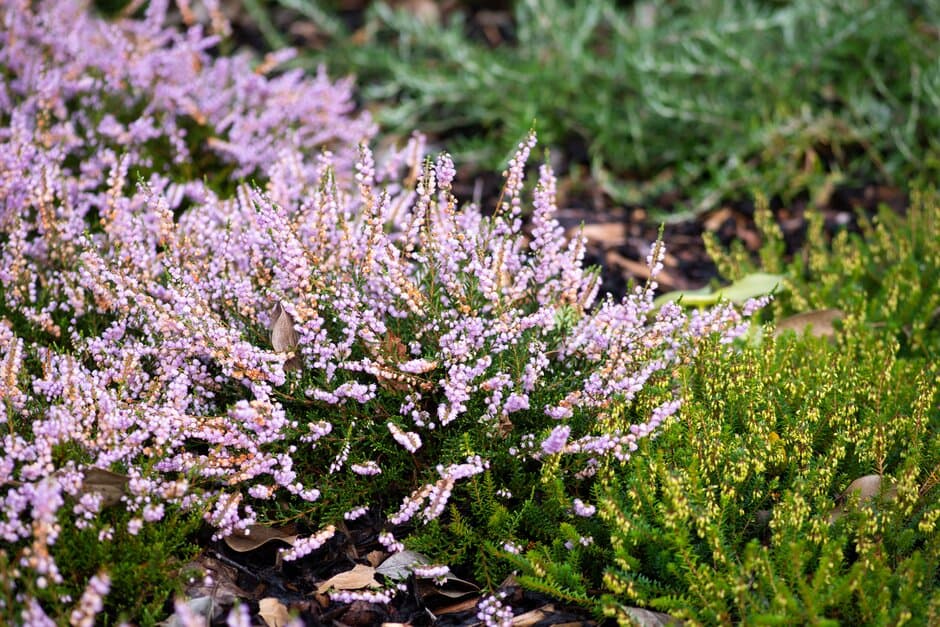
xmin=328 ymin=443 xmax=351 ymax=474
xmin=0 ymin=0 xmax=772 ymax=602
xmin=127 ymin=518 xmax=143 ymax=536
xmin=248 ymin=484 xmax=275 ymax=500
xmin=437 ymin=455 xmax=489 ymax=480
xmin=422 ymin=478 xmax=455 ymax=523
xmin=343 ymin=506 xmax=369 ymax=521
xmin=378 ymin=530 xmax=404 ymax=553
xmin=330 ymin=588 xmax=395 ymax=604
xmin=572 ymin=498 xmax=596 ymax=517
xmin=503 ymin=393 xmax=530 ymax=414
xmin=541 ymin=425 xmax=571 ymax=455
xmin=434 ymin=154 xmax=456 ymax=190
xmin=564 ymin=535 xmax=595 ymax=551
xmin=142 ymin=502 xmax=165 ymax=522
xmin=413 ymin=564 xmax=451 ymax=580
xmin=21 ymin=599 xmax=56 ymax=627
xmin=170 ymin=597 xmax=211 ymax=627
xmin=279 ymin=525 xmax=336 ymax=562
xmin=502 ymin=541 xmax=521 ymax=554
xmin=388 ymin=423 xmax=422 ymax=453
xmin=398 ymin=358 xmax=438 ymax=374
xmin=743 ymin=295 xmax=773 ymax=316
xmin=477 ymin=592 xmax=514 ymax=627
xmin=545 ymin=405 xmax=573 ymax=420
xmin=351 ymin=461 xmax=382 ymax=476
xmin=69 ymin=572 xmax=111 ymax=627
xmin=226 ymin=603 xmax=252 ymax=627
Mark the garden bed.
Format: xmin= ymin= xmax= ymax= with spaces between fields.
xmin=1 ymin=2 xmax=937 ymax=625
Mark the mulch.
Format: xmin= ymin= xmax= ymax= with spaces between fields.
xmin=181 ymin=515 xmax=602 ymax=626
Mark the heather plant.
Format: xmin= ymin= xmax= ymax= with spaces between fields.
xmin=505 ymin=196 xmax=940 ymax=622
xmin=0 ymin=0 xmax=374 ymax=294
xmin=0 ymin=2 xmax=770 ymax=622
xmin=593 ymin=328 xmax=940 ymax=624
xmin=703 ymin=190 xmax=940 ymax=358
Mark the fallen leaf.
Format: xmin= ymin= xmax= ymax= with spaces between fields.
xmin=365 ymin=550 xmax=386 ymax=568
xmin=224 ymin=524 xmax=298 ymax=553
xmin=375 ymin=549 xmax=430 ymax=580
xmin=81 ymin=467 xmax=129 ymax=507
xmin=392 ymin=0 xmax=440 ymax=24
xmin=605 ymin=251 xmax=651 ymax=280
xmin=703 ymin=207 xmax=734 ymax=232
xmin=829 ymin=474 xmax=898 ymax=523
xmin=258 ymin=597 xmax=291 ymax=627
xmin=605 ymin=251 xmax=684 ymax=290
xmin=654 ymin=273 xmax=784 ymax=307
xmin=416 ymin=575 xmax=478 ymax=601
xmin=622 ymin=606 xmax=683 ymax=625
xmin=342 ymin=599 xmax=386 ymax=625
xmin=270 ymin=302 xmax=301 ymax=371
xmin=774 ymin=309 xmax=844 ymax=339
xmin=317 ymin=564 xmax=381 ymax=594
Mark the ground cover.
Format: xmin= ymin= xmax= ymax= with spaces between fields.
xmin=238 ymin=0 xmax=940 ymax=219
xmin=0 ymin=1 xmax=938 ymax=625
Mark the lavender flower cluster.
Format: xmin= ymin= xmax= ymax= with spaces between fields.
xmin=0 ymin=0 xmax=763 ymax=620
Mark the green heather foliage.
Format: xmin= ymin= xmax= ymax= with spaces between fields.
xmin=282 ymin=0 xmax=940 ymax=213
xmin=705 ymin=190 xmax=940 ymax=358
xmin=510 ymin=328 xmax=940 ymax=624
xmin=507 ymin=196 xmax=940 ymax=623
xmin=596 ymin=330 xmax=940 ymax=624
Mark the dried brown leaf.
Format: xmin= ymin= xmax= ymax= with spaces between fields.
xmin=179 ymin=554 xmax=251 ymax=612
xmin=270 ymin=302 xmax=301 ymax=371
xmin=497 ymin=414 xmax=513 ymax=437
xmin=431 ymin=596 xmax=480 ymax=616
xmin=317 ymin=564 xmax=381 ymax=594
xmin=258 ymin=597 xmax=291 ymax=627
xmin=365 ymin=550 xmax=386 ymax=568
xmin=416 ymin=575 xmax=478 ymax=601
xmin=829 ymin=474 xmax=898 ymax=523
xmin=622 ymin=606 xmax=683 ymax=626
xmin=224 ymin=524 xmax=298 ymax=552
xmin=81 ymin=467 xmax=129 ymax=507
